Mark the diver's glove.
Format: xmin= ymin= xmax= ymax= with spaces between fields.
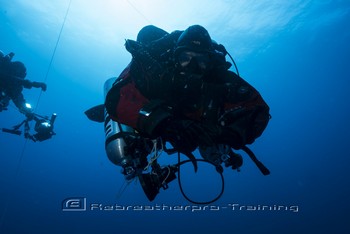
xmin=125 ymin=39 xmax=165 ymax=78
xmin=32 ymin=82 xmax=47 ymax=91
xmin=4 ymin=52 xmax=15 ymax=62
xmin=124 ymin=39 xmax=149 ymax=56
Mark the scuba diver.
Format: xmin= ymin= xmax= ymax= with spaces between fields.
xmin=0 ymin=50 xmax=46 ymax=113
xmin=86 ymin=25 xmax=270 ymax=203
xmin=1 ymin=50 xmax=57 ymax=142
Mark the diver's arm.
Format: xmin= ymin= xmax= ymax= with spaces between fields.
xmin=125 ymin=40 xmax=175 ymax=99
xmin=10 ymin=92 xmax=33 ymax=117
xmin=31 ymin=81 xmax=47 ymax=91
xmin=146 ymin=30 xmax=183 ymax=58
xmin=19 ymin=79 xmax=47 ymax=91
xmin=10 ymin=89 xmax=27 ymax=111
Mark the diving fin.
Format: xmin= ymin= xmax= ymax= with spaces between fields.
xmin=2 ymin=128 xmax=22 ymax=135
xmin=241 ymin=146 xmax=270 ymax=176
xmin=183 ymin=151 xmax=198 ymax=173
xmin=85 ymin=104 xmax=105 ymax=123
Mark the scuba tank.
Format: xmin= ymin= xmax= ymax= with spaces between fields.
xmin=104 ymin=77 xmax=131 ymax=166
xmin=103 ymin=78 xmax=149 ymax=179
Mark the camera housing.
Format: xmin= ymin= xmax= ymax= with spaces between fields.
xmin=33 ymin=113 xmax=56 ymax=141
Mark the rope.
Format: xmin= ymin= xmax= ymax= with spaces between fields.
xmin=144 ymin=138 xmax=163 ymax=171
xmin=125 ymin=0 xmax=152 ymax=24
xmin=35 ymin=0 xmax=72 ymax=112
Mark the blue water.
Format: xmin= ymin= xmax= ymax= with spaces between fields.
xmin=1 ymin=1 xmax=350 ymax=233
